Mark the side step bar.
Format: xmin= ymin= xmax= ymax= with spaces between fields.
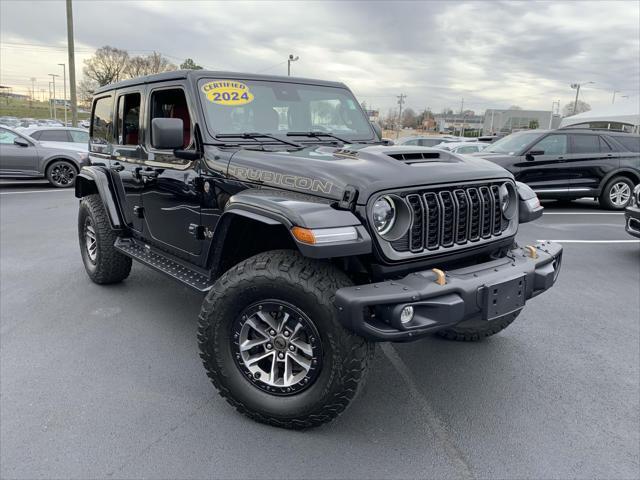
xmin=114 ymin=237 xmax=214 ymax=292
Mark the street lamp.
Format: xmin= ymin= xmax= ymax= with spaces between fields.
xmin=58 ymin=63 xmax=67 ymax=124
xmin=287 ymin=54 xmax=299 ymax=76
xmin=48 ymin=73 xmax=60 ymax=120
xmin=570 ymin=81 xmax=594 ymax=115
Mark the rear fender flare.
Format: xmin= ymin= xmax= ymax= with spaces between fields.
xmin=74 ymin=166 xmax=124 ymax=229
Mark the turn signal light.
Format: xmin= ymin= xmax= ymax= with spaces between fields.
xmin=291 ymin=226 xmax=316 ymax=244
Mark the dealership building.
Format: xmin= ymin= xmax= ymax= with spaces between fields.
xmin=483 ymin=109 xmax=561 ymax=134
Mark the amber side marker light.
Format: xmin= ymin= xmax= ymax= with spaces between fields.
xmin=291 ymin=226 xmax=316 ymax=245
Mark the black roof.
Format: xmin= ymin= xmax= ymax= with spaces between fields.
xmin=93 ymin=70 xmax=348 ymax=95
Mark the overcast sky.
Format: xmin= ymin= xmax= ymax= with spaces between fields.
xmin=1 ymin=0 xmax=638 ymax=114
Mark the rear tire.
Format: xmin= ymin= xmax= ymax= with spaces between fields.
xmin=197 ymin=250 xmax=375 ymax=429
xmin=46 ymin=160 xmax=77 ymax=188
xmin=437 ymin=310 xmax=521 ymax=341
xmin=599 ymin=176 xmax=634 ymax=210
xmin=78 ymin=194 xmax=132 ymax=284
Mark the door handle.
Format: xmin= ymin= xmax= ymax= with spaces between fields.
xmin=139 ymin=168 xmax=158 ymax=179
xmin=110 ymin=162 xmax=125 ymax=172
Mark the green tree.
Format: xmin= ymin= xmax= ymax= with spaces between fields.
xmin=528 ymin=119 xmax=539 ymax=129
xmin=180 ymin=58 xmax=203 ymax=70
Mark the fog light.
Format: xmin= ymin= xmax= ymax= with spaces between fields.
xmin=400 ymin=306 xmax=414 ymax=324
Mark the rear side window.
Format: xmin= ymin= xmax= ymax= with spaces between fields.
xmin=570 ymin=134 xmax=599 ymax=154
xmin=69 ymin=130 xmax=89 ymax=143
xmin=29 ymin=131 xmax=41 ymax=140
xmin=38 ymin=130 xmax=71 ymax=142
xmin=116 ymin=93 xmax=141 ymax=145
xmin=91 ymin=96 xmax=114 ymax=148
xmin=612 ymin=136 xmax=640 ymax=153
xmin=598 ymin=136 xmax=612 ymax=152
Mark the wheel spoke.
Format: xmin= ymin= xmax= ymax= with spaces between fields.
xmin=290 ymin=337 xmax=312 ymax=356
xmin=240 ymin=337 xmax=268 ymax=352
xmin=288 ymin=351 xmax=311 ymax=370
xmin=256 ymin=310 xmax=279 ymax=332
xmin=283 ymin=355 xmax=292 ymax=385
xmin=246 ymin=350 xmax=274 ymax=366
xmin=269 ymin=352 xmax=278 ymax=383
xmin=244 ymin=318 xmax=270 ymax=339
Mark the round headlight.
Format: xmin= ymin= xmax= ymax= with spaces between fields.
xmin=372 ymin=196 xmax=396 ymax=235
xmin=499 ymin=182 xmax=517 ymax=220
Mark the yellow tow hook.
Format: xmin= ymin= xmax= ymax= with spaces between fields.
xmin=432 ymin=268 xmax=446 ymax=286
xmin=524 ymin=245 xmax=538 ymax=259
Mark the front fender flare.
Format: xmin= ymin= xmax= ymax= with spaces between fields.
xmin=220 ymin=189 xmax=372 ymax=258
xmin=75 ymin=166 xmax=124 ymax=229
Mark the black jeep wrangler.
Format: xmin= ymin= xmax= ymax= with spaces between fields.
xmin=76 ymin=71 xmax=562 ymax=429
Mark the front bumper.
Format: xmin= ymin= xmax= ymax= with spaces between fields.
xmin=334 ymin=242 xmax=563 ymax=341
xmin=624 ymin=205 xmax=640 ymax=239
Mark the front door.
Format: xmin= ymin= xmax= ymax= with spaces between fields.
xmin=139 ymin=85 xmax=202 ymax=260
xmin=515 ymin=133 xmax=571 ymax=194
xmin=0 ymin=128 xmax=38 ymax=175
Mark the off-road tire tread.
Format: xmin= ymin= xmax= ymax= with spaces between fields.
xmin=437 ymin=310 xmax=520 ymax=342
xmin=79 ymin=194 xmax=132 ymax=284
xmin=197 ymin=250 xmax=375 ymax=429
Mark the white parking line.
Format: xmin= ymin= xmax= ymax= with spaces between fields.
xmin=537 ymin=239 xmax=640 ymax=243
xmin=543 ymin=212 xmax=624 ymax=215
xmin=0 ymin=189 xmax=70 ymax=195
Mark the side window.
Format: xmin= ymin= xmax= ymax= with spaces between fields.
xmin=30 ymin=131 xmax=41 ymax=140
xmin=598 ymin=136 xmax=612 ymax=152
xmin=532 ymin=134 xmax=567 ymax=155
xmin=39 ymin=130 xmax=71 ymax=142
xmin=69 ymin=130 xmax=90 ymax=144
xmin=0 ymin=128 xmax=19 ymax=144
xmin=457 ymin=146 xmax=477 ymax=154
xmin=90 ymin=96 xmax=114 ymax=152
xmin=116 ymin=93 xmax=141 ymax=146
xmin=403 ymin=139 xmax=419 ymax=146
xmin=149 ymin=88 xmax=191 ymax=149
xmin=570 ymin=134 xmax=599 ymax=154
xmin=612 ymin=136 xmax=640 ymax=153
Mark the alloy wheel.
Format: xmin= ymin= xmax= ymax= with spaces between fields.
xmin=84 ymin=220 xmax=97 ymax=263
xmin=231 ymin=300 xmax=322 ymax=395
xmin=50 ymin=163 xmax=75 ymax=186
xmin=609 ymin=182 xmax=631 ymax=207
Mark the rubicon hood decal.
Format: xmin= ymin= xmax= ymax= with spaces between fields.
xmin=228 ymin=164 xmax=335 ymax=195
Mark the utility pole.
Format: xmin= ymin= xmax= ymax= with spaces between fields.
xmin=58 ymin=64 xmax=67 ymax=124
xmin=549 ymin=100 xmax=560 ymax=128
xmin=48 ymin=82 xmax=53 ymax=118
xmin=459 ymin=97 xmax=464 ymax=136
xmin=570 ymin=81 xmax=593 ymax=115
xmin=287 ymin=54 xmax=299 ymax=76
xmin=396 ymin=93 xmax=406 ymax=139
xmin=66 ymin=0 xmax=78 ymax=127
xmin=612 ymin=90 xmax=620 ymax=104
xmin=29 ymin=78 xmax=36 ymax=108
xmin=49 ymin=74 xmax=59 ymax=120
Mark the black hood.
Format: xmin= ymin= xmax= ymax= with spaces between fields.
xmin=213 ymin=144 xmax=514 ymax=205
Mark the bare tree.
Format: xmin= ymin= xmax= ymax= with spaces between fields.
xmin=146 ymin=51 xmax=177 ymax=74
xmin=126 ymin=56 xmax=151 ymax=78
xmin=180 ymin=58 xmax=203 ymax=70
xmin=77 ymin=77 xmax=98 ymax=108
xmin=562 ymin=100 xmax=591 ymax=117
xmin=508 ymin=105 xmax=523 ymax=110
xmin=83 ymin=46 xmax=130 ymax=86
xmin=401 ymin=107 xmax=417 ymax=128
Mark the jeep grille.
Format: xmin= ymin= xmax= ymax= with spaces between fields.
xmin=390 ymin=183 xmax=510 ymax=254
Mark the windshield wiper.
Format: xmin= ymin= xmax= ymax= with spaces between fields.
xmin=286 ymin=131 xmax=351 ymax=144
xmin=215 ymin=132 xmax=303 ymax=148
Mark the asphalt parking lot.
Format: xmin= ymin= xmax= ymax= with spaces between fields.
xmin=1 ymin=180 xmax=639 ymax=480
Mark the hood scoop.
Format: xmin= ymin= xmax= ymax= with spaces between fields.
xmin=385 ymin=151 xmax=446 ymax=164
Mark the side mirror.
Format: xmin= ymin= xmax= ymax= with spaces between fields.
xmin=516 ymin=181 xmax=544 ymax=223
xmin=370 ymin=121 xmax=382 ymax=140
xmin=151 ymin=118 xmax=183 ymax=150
xmin=14 ymin=138 xmax=29 ymax=147
xmin=525 ymin=150 xmax=544 ymax=161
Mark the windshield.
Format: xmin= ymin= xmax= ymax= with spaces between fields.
xmin=483 ymin=132 xmax=542 ymax=154
xmin=198 ymin=79 xmax=374 ymax=142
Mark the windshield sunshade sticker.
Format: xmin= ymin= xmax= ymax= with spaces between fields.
xmin=201 ymin=80 xmax=254 ymax=106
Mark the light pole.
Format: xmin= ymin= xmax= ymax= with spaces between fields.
xmin=570 ymin=81 xmax=593 ymax=115
xmin=66 ymin=0 xmax=78 ymax=127
xmin=58 ymin=63 xmax=67 ymax=124
xmin=48 ymin=74 xmax=60 ymax=120
xmin=287 ymin=54 xmax=299 ymax=76
xmin=48 ymin=81 xmax=53 ymax=118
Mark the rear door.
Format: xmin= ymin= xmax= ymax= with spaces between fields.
xmin=565 ymin=133 xmax=617 ymax=193
xmin=0 ymin=128 xmax=38 ymax=174
xmin=111 ymin=89 xmax=145 ymax=233
xmin=515 ymin=133 xmax=571 ymax=194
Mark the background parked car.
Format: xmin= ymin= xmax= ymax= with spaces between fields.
xmin=433 ymin=141 xmax=488 ymax=154
xmin=20 ymin=126 xmax=89 ymax=150
xmin=397 ymin=136 xmax=461 ymax=147
xmin=0 ymin=127 xmax=89 ymax=187
xmin=474 ymin=128 xmax=640 ymax=209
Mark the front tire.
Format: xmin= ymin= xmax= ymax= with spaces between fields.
xmin=197 ymin=250 xmax=374 ymax=429
xmin=78 ymin=194 xmax=132 ymax=284
xmin=599 ymin=176 xmax=634 ymax=210
xmin=437 ymin=310 xmax=521 ymax=341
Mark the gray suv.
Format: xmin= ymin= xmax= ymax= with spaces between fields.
xmin=0 ymin=127 xmax=89 ymax=187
